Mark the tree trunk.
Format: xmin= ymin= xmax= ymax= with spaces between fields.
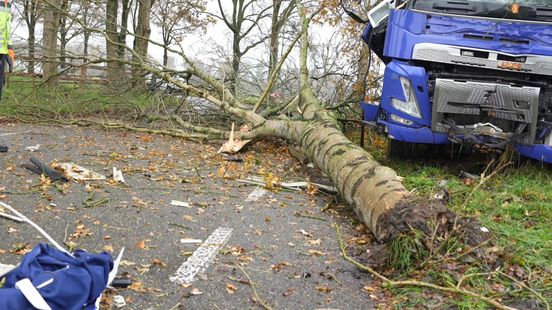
xmin=118 ymin=0 xmax=131 ymax=60
xmin=42 ymin=0 xmax=61 ymax=85
xmin=105 ymin=0 xmax=120 ymax=83
xmin=269 ymin=0 xmax=282 ymax=78
xmin=231 ymin=36 xmax=241 ymax=96
xmin=353 ymin=45 xmax=370 ymax=102
xmin=163 ymin=46 xmax=168 ymax=67
xmin=132 ymin=0 xmax=153 ymax=87
xmin=28 ymin=26 xmax=35 ymax=74
xmin=58 ymin=0 xmax=69 ymax=70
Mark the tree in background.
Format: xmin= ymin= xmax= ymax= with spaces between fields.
xmin=42 ymin=0 xmax=61 ymax=85
xmin=22 ymin=0 xmax=42 ymax=74
xmin=214 ymin=0 xmax=272 ymax=96
xmin=131 ymin=0 xmax=153 ymax=86
xmin=152 ymin=0 xmax=210 ymax=67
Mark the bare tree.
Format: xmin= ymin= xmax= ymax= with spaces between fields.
xmin=105 ymin=0 xmax=120 ymax=82
xmin=42 ymin=0 xmax=61 ymax=84
xmin=131 ymin=0 xmax=153 ymax=85
xmin=215 ymin=0 xmax=272 ymax=96
xmin=22 ymin=0 xmax=42 ymax=74
xmin=269 ymin=0 xmax=295 ymax=77
xmin=152 ymin=0 xmax=209 ymax=67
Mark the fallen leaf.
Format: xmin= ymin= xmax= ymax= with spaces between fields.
xmin=152 ymin=259 xmax=167 ymax=267
xmin=190 ymin=288 xmax=203 ymax=295
xmin=135 ymin=240 xmax=148 ymax=250
xmin=307 ymin=249 xmax=325 ymax=256
xmin=103 ymin=245 xmax=114 ymax=252
xmin=282 ymin=288 xmax=294 ymax=297
xmin=271 ymin=261 xmax=292 ymax=272
xmin=183 ymin=215 xmax=194 ymax=221
xmin=307 ymin=239 xmax=321 ymax=246
xmin=226 ymin=283 xmax=237 ymax=294
xmin=316 ymin=285 xmax=333 ymax=293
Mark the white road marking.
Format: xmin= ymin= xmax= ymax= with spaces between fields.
xmin=170 ymin=227 xmax=233 ymax=285
xmin=245 ymin=186 xmax=268 ymax=202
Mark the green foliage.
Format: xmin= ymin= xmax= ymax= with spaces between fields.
xmin=388 ymin=232 xmax=429 ymax=273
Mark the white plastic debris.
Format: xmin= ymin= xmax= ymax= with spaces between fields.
xmin=0 ymin=263 xmax=17 ymax=278
xmin=112 ymin=167 xmax=125 ymax=183
xmin=113 ymin=295 xmax=126 ymax=308
xmin=170 ymin=200 xmax=190 ymax=208
xmin=52 ymin=163 xmax=106 ymax=181
xmin=25 ymin=144 xmax=41 ymax=152
xmin=180 ymin=239 xmax=203 ymax=244
xmin=480 ymin=226 xmax=490 ymax=233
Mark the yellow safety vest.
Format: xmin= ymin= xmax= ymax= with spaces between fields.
xmin=0 ymin=0 xmax=12 ymax=55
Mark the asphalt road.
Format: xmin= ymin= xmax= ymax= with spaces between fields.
xmin=0 ymin=123 xmax=379 ymax=309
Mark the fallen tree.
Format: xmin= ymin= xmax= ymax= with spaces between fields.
xmin=34 ymin=0 xmax=477 ymax=244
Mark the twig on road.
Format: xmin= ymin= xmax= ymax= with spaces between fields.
xmin=235 ymin=264 xmax=273 ymax=310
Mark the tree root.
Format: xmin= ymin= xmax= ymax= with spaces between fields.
xmin=335 ymin=225 xmax=517 ymax=310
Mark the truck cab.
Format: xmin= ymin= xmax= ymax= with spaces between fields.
xmin=361 ymin=0 xmax=552 ymax=162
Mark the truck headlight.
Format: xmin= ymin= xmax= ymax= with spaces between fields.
xmin=391 ymin=77 xmax=422 ymax=118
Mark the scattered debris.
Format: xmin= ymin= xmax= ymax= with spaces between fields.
xmin=113 ymin=295 xmax=126 ymax=308
xmin=218 ymin=123 xmax=251 ymax=154
xmin=0 ymin=130 xmax=32 ymax=137
xmin=0 ymin=202 xmax=70 ymax=255
xmin=224 ymin=156 xmax=243 ymax=162
xmin=480 ymin=226 xmax=490 ymax=233
xmin=22 ymin=157 xmax=68 ymax=182
xmin=112 ymin=167 xmax=125 ymax=183
xmin=180 ymin=239 xmax=203 ymax=245
xmin=459 ymin=171 xmax=480 ymax=181
xmin=170 ymin=200 xmax=190 ymax=208
xmin=237 ymin=177 xmax=337 ymax=194
xmin=245 ymin=187 xmax=268 ymax=202
xmin=111 ymin=278 xmax=133 ymax=288
xmin=299 ymin=229 xmax=313 ymax=237
xmin=53 ymin=163 xmax=106 ymax=181
xmin=170 ymin=227 xmax=233 ymax=284
xmin=0 ymin=263 xmax=16 ymax=278
xmin=25 ymin=144 xmax=41 ymax=152
xmin=0 ymin=211 xmax=24 ymax=223
xmin=0 ymin=145 xmax=8 ymax=153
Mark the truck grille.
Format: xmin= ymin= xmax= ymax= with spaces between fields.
xmin=432 ymin=78 xmax=541 ymax=144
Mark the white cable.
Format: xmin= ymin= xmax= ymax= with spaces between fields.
xmin=0 ymin=202 xmax=73 ymax=257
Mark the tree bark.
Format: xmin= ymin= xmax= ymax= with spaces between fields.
xmin=58 ymin=0 xmax=70 ymax=70
xmin=28 ymin=26 xmax=35 ymax=74
xmin=42 ymin=0 xmax=61 ymax=85
xmin=132 ymin=0 xmax=153 ymax=87
xmin=118 ymin=0 xmax=131 ymax=60
xmin=105 ymin=0 xmax=120 ymax=83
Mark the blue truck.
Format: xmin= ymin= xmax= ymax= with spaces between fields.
xmin=359 ymin=0 xmax=552 ymax=162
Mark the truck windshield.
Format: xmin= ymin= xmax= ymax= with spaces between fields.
xmin=412 ymin=0 xmax=552 ymax=22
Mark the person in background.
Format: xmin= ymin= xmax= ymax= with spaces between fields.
xmin=0 ymin=0 xmax=13 ymax=152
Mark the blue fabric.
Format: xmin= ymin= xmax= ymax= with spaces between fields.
xmin=0 ymin=244 xmax=114 ymax=310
